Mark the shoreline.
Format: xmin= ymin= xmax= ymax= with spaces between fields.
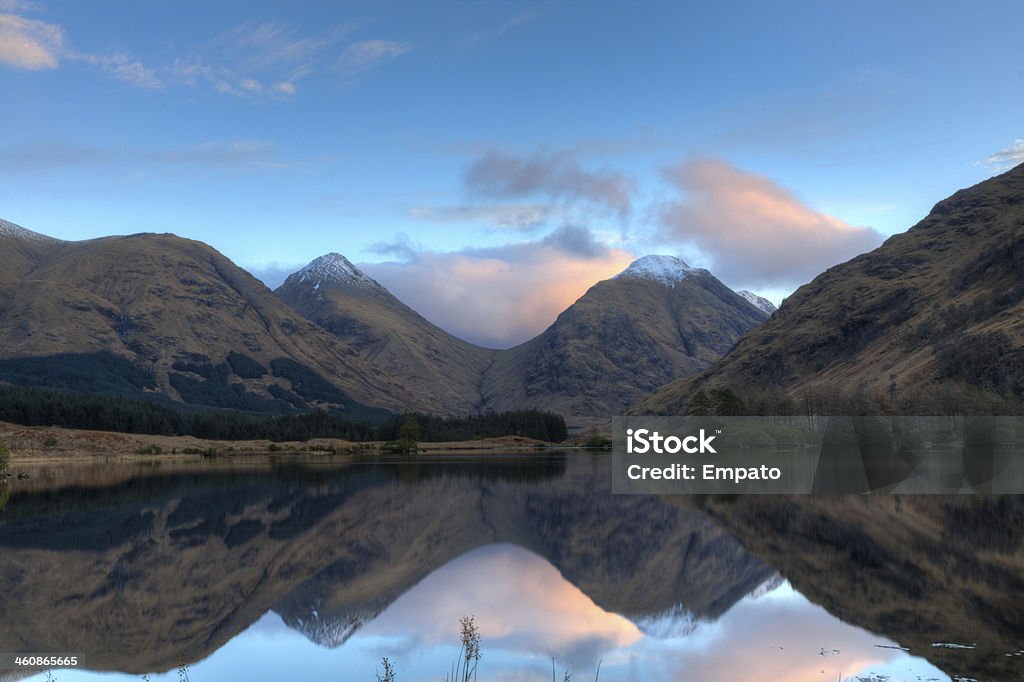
xmin=0 ymin=420 xmax=561 ymax=465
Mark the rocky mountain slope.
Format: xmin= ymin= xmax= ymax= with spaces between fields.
xmin=636 ymin=163 xmax=1024 ymax=415
xmin=0 ymin=225 xmax=431 ymax=416
xmin=275 ymin=254 xmax=495 ymax=415
xmin=277 ymin=253 xmax=769 ymax=419
xmin=1 ymin=216 xmax=771 ymax=420
xmin=481 ymin=256 xmax=769 ymax=416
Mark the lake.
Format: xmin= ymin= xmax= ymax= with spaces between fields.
xmin=0 ymin=452 xmax=1020 ymax=681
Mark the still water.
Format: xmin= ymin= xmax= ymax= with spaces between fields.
xmin=0 ymin=453 xmax=1019 ymax=681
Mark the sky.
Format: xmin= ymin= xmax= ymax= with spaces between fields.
xmin=2 ymin=0 xmax=1023 ymax=347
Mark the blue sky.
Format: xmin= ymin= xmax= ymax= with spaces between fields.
xmin=2 ymin=0 xmax=1023 ymax=346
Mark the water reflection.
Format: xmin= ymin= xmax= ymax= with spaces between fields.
xmin=17 ymin=543 xmax=949 ymax=682
xmin=0 ymin=454 xmax=1018 ymax=681
xmin=358 ymin=544 xmax=947 ymax=682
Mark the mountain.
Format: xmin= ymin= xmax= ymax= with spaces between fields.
xmin=480 ymin=255 xmax=770 ymax=417
xmin=277 ymin=253 xmax=768 ymax=420
xmin=0 ymin=217 xmax=771 ymax=420
xmin=636 ymin=164 xmax=1024 ymax=415
xmin=0 ymin=224 xmax=418 ymax=416
xmin=737 ymin=290 xmax=777 ymax=315
xmin=274 ymin=254 xmax=495 ymax=414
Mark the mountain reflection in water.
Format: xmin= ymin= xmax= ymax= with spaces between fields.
xmin=0 ymin=453 xmax=1019 ymax=681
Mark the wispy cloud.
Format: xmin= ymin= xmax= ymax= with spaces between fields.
xmin=169 ymin=56 xmax=293 ymax=98
xmin=143 ymin=140 xmax=285 ymax=166
xmin=2 ymin=9 xmax=405 ymax=98
xmin=0 ymin=141 xmax=114 ymax=170
xmin=658 ymin=158 xmax=884 ymax=290
xmin=362 ymin=225 xmax=632 ymax=347
xmin=68 ymin=50 xmax=161 ymax=88
xmin=168 ymin=23 xmax=408 ymax=98
xmin=214 ymin=20 xmax=335 ymax=71
xmin=983 ymin=139 xmax=1024 ymax=172
xmin=0 ymin=7 xmax=161 ymax=89
xmin=368 ymin=231 xmax=422 ymax=261
xmin=337 ymin=39 xmax=410 ymax=78
xmin=0 ymin=1 xmax=44 ymax=11
xmin=463 ymin=11 xmax=539 ymax=47
xmin=0 ymin=140 xmax=290 ymax=171
xmin=0 ymin=12 xmax=62 ymax=69
xmin=409 ymin=204 xmax=555 ymax=231
xmin=465 ymin=149 xmax=635 ymax=223
xmin=168 ymin=20 xmax=356 ymax=99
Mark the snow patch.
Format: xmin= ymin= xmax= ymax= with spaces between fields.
xmin=746 ymin=573 xmax=785 ymax=600
xmin=738 ymin=290 xmax=777 ymax=314
xmin=285 ymin=602 xmax=383 ymax=649
xmin=0 ymin=218 xmax=62 ymax=244
xmin=614 ymin=255 xmax=700 ymax=288
xmin=288 ymin=252 xmax=381 ymax=291
xmin=629 ymin=603 xmax=702 ymax=639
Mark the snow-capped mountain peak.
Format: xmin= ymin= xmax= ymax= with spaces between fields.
xmin=737 ymin=290 xmax=777 ymax=315
xmin=614 ymin=255 xmax=700 ymax=288
xmin=0 ymin=218 xmax=62 ymax=244
xmin=290 ymin=253 xmax=381 ymax=291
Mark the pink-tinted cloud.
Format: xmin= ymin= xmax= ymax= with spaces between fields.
xmin=658 ymin=158 xmax=884 ymax=289
xmin=0 ymin=12 xmax=62 ymax=69
xmin=364 ymin=544 xmax=641 ymax=655
xmin=362 ymin=227 xmax=634 ymax=348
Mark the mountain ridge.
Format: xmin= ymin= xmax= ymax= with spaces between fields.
xmin=0 ymin=229 xmax=436 ymax=416
xmin=0 ymin=219 xmax=772 ymax=419
xmin=277 ymin=252 xmax=770 ymax=418
xmin=635 ymin=163 xmax=1024 ymax=415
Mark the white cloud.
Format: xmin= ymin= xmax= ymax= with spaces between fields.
xmin=0 ymin=12 xmax=62 ymax=70
xmin=983 ymin=139 xmax=1024 ymax=172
